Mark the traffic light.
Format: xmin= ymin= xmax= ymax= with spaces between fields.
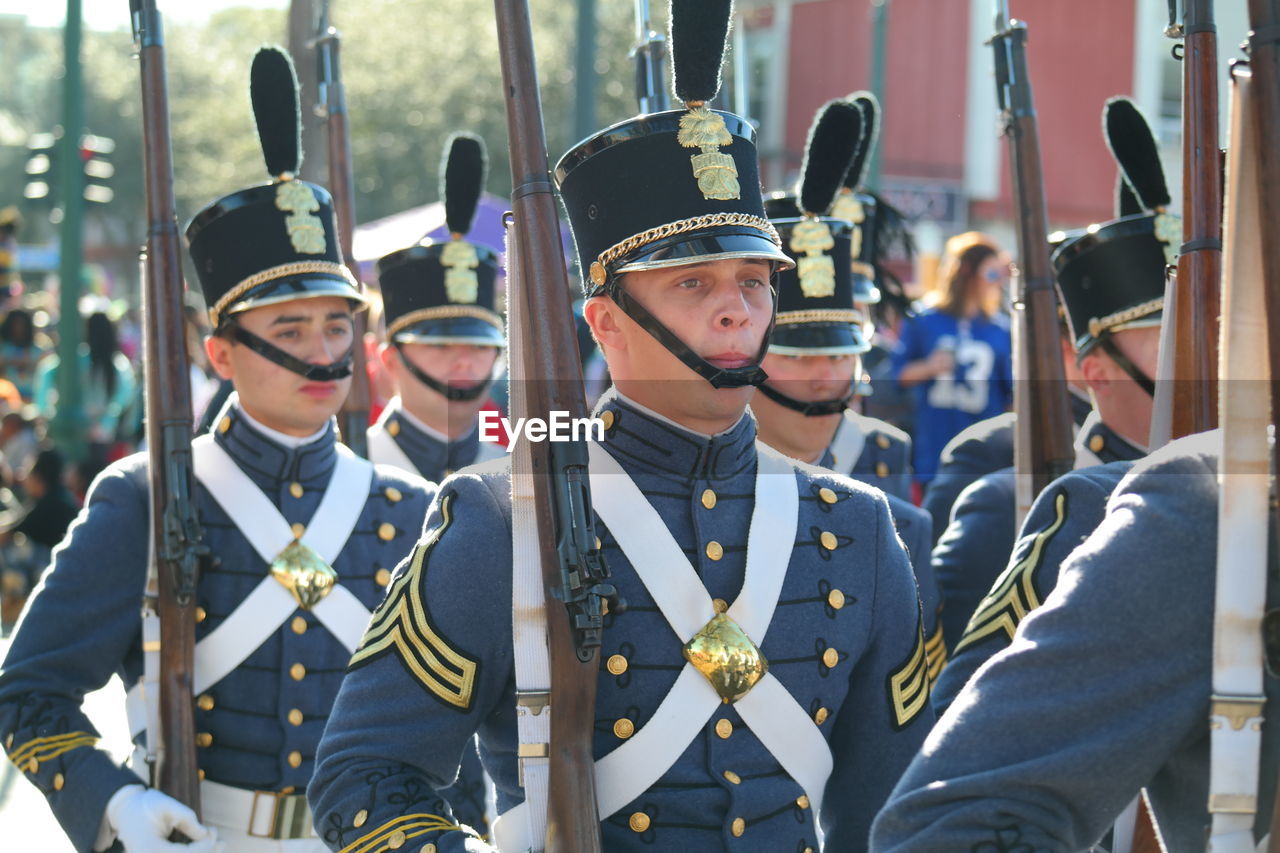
xmin=22 ymin=131 xmax=114 ymax=205
xmin=23 ymin=132 xmax=57 ymax=201
xmin=80 ymin=134 xmax=114 ymax=204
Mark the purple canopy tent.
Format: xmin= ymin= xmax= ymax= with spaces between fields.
xmin=352 ymin=192 xmax=578 ymax=297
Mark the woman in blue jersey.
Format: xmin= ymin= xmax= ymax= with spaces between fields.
xmin=893 ymin=232 xmax=1013 ymax=486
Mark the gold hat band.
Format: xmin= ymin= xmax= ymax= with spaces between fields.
xmin=210 ymin=261 xmax=361 ymax=327
xmin=1085 ymin=297 xmax=1163 ymax=340
xmin=775 ymin=308 xmax=865 ymax=326
xmin=591 ymin=213 xmax=783 ymax=286
xmin=387 ymin=305 xmax=504 ymax=340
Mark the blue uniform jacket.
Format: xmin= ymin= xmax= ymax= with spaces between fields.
xmin=922 ymin=394 xmax=1093 ymax=546
xmin=814 ymin=421 xmax=942 ymax=685
xmin=930 ymin=461 xmax=1134 ymax=715
xmin=921 ymin=412 xmax=1014 ymax=546
xmin=871 ymin=430 xmax=1279 ymax=851
xmin=820 ymin=410 xmax=914 ymax=504
xmin=369 ymin=398 xmax=503 ymax=484
xmin=0 ymin=400 xmax=434 ymax=852
xmin=310 ymin=391 xmax=933 ymax=852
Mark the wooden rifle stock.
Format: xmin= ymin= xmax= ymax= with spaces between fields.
xmin=991 ymin=8 xmax=1075 ymax=509
xmin=130 ymin=0 xmax=207 ymax=813
xmin=316 ymin=23 xmax=371 ymax=457
xmin=494 ymin=1 xmax=607 ymax=850
xmin=1169 ymin=0 xmax=1222 ymax=440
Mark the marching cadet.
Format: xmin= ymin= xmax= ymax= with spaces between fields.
xmin=0 ymin=48 xmax=434 ymax=852
xmin=755 ymin=92 xmax=913 ymax=503
xmin=309 ymin=7 xmax=932 ymax=851
xmin=874 ymin=59 xmax=1280 ymax=851
xmin=753 ymin=97 xmax=943 ymax=683
xmin=368 ymin=132 xmax=507 ymax=485
xmin=366 ymin=132 xmax=503 ymax=835
xmin=870 ymin=429 xmax=1277 ymax=850
xmin=929 ymin=98 xmax=1166 ymax=653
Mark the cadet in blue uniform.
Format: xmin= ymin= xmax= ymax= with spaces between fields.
xmin=309 ymin=20 xmax=931 ymax=852
xmin=368 ymin=133 xmax=506 ymax=486
xmin=870 ymin=429 xmax=1278 ymax=851
xmin=755 ymin=93 xmax=913 ymax=505
xmin=929 ymin=98 xmax=1168 ymax=652
xmin=0 ymin=49 xmax=434 ymax=852
xmin=752 ymin=97 xmax=942 ymax=683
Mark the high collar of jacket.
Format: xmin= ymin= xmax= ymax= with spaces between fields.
xmin=594 ymin=388 xmax=758 ymax=484
xmin=377 ymin=397 xmax=480 ymax=477
xmin=210 ymin=393 xmax=339 ymax=491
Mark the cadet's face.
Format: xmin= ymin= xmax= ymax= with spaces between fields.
xmin=760 ymin=352 xmax=861 ymax=401
xmin=387 ymin=342 xmax=500 ymax=414
xmin=586 ymin=257 xmax=774 ymax=429
xmin=618 ymin=258 xmax=773 ymax=372
xmin=206 ymin=296 xmax=355 ymax=436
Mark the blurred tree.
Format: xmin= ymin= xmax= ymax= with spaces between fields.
xmin=0 ymin=0 xmax=650 ymax=283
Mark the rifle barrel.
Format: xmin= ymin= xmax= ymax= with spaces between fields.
xmin=992 ymin=19 xmax=1075 ymax=504
xmin=493 ymin=0 xmax=603 ymax=850
xmin=316 ymin=28 xmax=371 ymax=456
xmin=1169 ymin=0 xmax=1221 ymax=439
xmin=132 ymin=0 xmax=202 ymax=813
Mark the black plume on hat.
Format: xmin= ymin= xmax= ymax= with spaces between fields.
xmin=1104 ymin=97 xmax=1169 ymax=214
xmin=798 ymin=100 xmax=862 ymax=216
xmin=249 ymin=46 xmax=302 ymax=177
xmin=844 ymin=91 xmax=881 ymax=191
xmin=441 ymin=133 xmax=487 ymax=236
xmin=669 ymin=0 xmax=733 ymax=104
xmin=1116 ymin=173 xmax=1144 ymax=217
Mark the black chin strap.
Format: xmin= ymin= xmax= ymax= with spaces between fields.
xmin=395 ymin=345 xmax=491 ymax=402
xmin=1096 ymin=334 xmax=1155 ymax=397
xmin=229 ymin=324 xmax=353 ymax=381
xmin=608 ymin=282 xmax=774 ymax=389
xmin=756 ymin=380 xmax=853 ymax=416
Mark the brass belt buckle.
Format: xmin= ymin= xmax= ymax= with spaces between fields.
xmin=249 ymin=786 xmax=310 ymax=839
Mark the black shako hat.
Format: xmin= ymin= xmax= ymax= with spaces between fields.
xmin=186 ymin=47 xmax=364 ymax=329
xmin=764 ymin=99 xmax=868 ymax=356
xmin=551 ymin=0 xmax=791 ymax=390
xmin=377 ymin=133 xmax=504 ymax=348
xmin=1052 ymin=97 xmax=1172 ymax=356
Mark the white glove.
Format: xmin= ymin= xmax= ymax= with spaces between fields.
xmin=105 ymin=784 xmax=220 ymax=852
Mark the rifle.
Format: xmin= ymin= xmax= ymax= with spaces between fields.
xmin=1245 ymin=2 xmax=1280 ymax=847
xmin=990 ymin=1 xmax=1075 ymax=520
xmin=633 ymin=0 xmax=669 ymax=113
xmin=1165 ymin=0 xmax=1222 ymax=438
xmin=1212 ymin=59 xmax=1270 ymax=853
xmin=494 ymin=1 xmax=617 ymax=850
xmin=130 ymin=0 xmax=211 ymax=813
xmin=314 ymin=4 xmax=370 ymax=457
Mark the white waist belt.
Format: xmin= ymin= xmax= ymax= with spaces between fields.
xmin=200 ymin=779 xmax=316 ymax=840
